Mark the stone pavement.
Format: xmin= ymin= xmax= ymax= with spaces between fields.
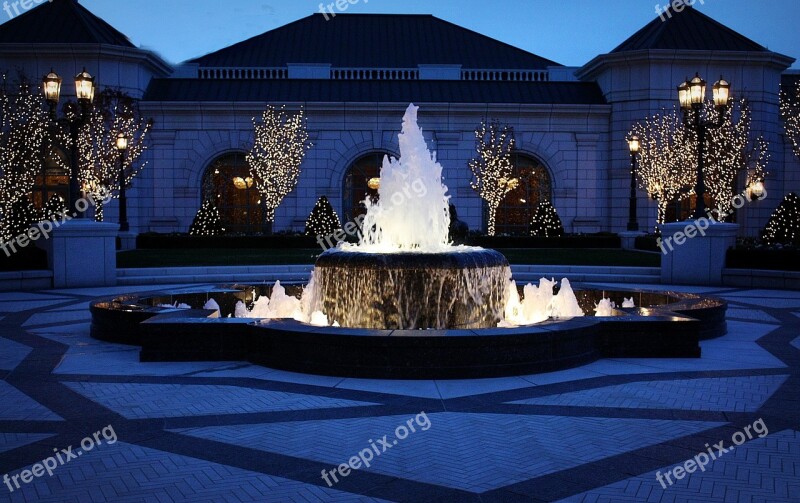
xmin=0 ymin=283 xmax=798 ymax=502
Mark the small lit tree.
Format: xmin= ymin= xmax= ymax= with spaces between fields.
xmin=530 ymin=199 xmax=564 ymax=237
xmin=0 ymin=74 xmax=52 ymax=242
xmin=781 ymin=79 xmax=800 ymax=159
xmin=75 ymin=89 xmax=151 ymax=222
xmin=305 ymin=196 xmax=341 ymax=237
xmin=246 ymin=105 xmax=310 ymax=233
xmin=469 ymin=120 xmax=517 ymax=236
xmin=189 ymin=198 xmax=225 ymax=236
xmin=761 ymin=192 xmax=800 ymax=245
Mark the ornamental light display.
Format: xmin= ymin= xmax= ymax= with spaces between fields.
xmin=630 ymin=99 xmax=769 ymax=226
xmin=469 ymin=120 xmax=517 ymax=236
xmin=530 ymin=199 xmax=564 ymax=238
xmin=246 ymin=105 xmax=310 ymax=234
xmin=304 ymin=196 xmax=342 ymax=238
xmin=189 ymin=198 xmax=225 ymax=236
xmin=761 ymin=192 xmax=800 ymax=246
xmin=73 ymin=89 xmax=152 ymax=222
xmin=0 ymin=74 xmax=52 ymax=242
xmin=781 ymin=79 xmax=800 ymax=159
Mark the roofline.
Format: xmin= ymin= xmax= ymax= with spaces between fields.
xmin=0 ymin=43 xmax=173 ymax=76
xmin=577 ymin=49 xmax=796 ymax=81
xmin=185 ymin=13 xmax=561 ymax=69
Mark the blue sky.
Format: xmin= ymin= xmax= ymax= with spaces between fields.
xmin=9 ymin=0 xmax=800 ymax=67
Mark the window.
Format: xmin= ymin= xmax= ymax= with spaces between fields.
xmin=201 ymin=153 xmax=264 ymax=234
xmin=342 ymin=152 xmax=388 ymax=222
xmin=494 ymin=154 xmax=553 ymax=235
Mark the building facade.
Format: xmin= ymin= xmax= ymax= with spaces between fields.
xmin=0 ymin=0 xmax=797 ymax=236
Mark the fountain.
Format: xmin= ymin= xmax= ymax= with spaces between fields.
xmin=89 ymin=105 xmax=728 ymax=378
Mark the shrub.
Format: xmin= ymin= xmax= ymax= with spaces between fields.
xmin=530 ymin=200 xmax=564 ymax=238
xmin=761 ymin=192 xmax=800 ymax=245
xmin=189 ymin=199 xmax=225 ymax=236
xmin=304 ymin=196 xmax=342 ymax=238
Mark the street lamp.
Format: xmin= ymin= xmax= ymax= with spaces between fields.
xmin=115 ymin=132 xmax=129 ymax=232
xmin=42 ymin=67 xmax=96 ymax=218
xmin=677 ymin=73 xmax=731 ymax=220
xmin=626 ymin=135 xmax=641 ymax=231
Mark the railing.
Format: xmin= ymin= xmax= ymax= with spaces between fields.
xmin=331 ymin=68 xmax=419 ymax=80
xmin=196 ymin=67 xmax=550 ymax=82
xmin=198 ymin=67 xmax=288 ymax=80
xmin=461 ymin=69 xmax=549 ymax=82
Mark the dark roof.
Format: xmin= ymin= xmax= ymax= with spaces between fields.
xmin=189 ymin=14 xmax=560 ymax=69
xmin=612 ymin=6 xmax=767 ymax=53
xmin=144 ymin=79 xmax=605 ymax=105
xmin=0 ymin=0 xmax=134 ymax=47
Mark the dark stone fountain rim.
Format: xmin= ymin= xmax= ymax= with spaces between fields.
xmin=89 ymin=283 xmax=727 ymax=379
xmin=315 ymin=246 xmax=509 ymax=269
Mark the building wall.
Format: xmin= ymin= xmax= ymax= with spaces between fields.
xmin=136 ymin=102 xmax=611 ymax=235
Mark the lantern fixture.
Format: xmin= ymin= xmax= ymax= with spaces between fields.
xmin=712 ymin=76 xmax=731 ymax=109
xmin=115 ymin=132 xmax=129 ymax=151
xmin=628 ymin=135 xmax=640 ymax=154
xmin=42 ymin=69 xmax=62 ymax=105
xmin=74 ymin=68 xmax=95 ymax=103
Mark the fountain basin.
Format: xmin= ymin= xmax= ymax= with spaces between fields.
xmin=90 ymin=284 xmax=727 ymax=379
xmin=312 ymin=247 xmax=509 ymax=329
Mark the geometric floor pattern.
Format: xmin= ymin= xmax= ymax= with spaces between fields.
xmin=1 ymin=283 xmax=799 ymax=502
xmin=507 ymin=375 xmax=789 ymax=412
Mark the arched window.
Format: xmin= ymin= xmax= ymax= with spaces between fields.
xmin=201 ymin=153 xmax=263 ymax=234
xmin=342 ymin=152 xmax=389 ymax=222
xmin=494 ymin=154 xmax=553 ymax=235
xmin=31 ymin=148 xmax=69 ymax=209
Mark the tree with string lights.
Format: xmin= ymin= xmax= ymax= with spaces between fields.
xmin=761 ymin=192 xmax=800 ymax=246
xmin=305 ymin=196 xmax=341 ymax=238
xmin=630 ymin=99 xmax=769 ymax=225
xmin=530 ymin=199 xmax=564 ymax=238
xmin=469 ymin=120 xmax=517 ymax=236
xmin=781 ymin=79 xmax=800 ymax=159
xmin=0 ymin=74 xmax=52 ymax=242
xmin=74 ymin=89 xmax=151 ymax=222
xmin=189 ymin=198 xmax=225 ymax=236
xmin=246 ymin=105 xmax=310 ymax=234
xmin=629 ymin=108 xmax=695 ymax=226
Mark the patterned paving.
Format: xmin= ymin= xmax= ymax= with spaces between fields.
xmin=508 ymin=375 xmax=789 ymax=412
xmin=0 ymin=283 xmax=798 ymax=502
xmin=63 ymin=382 xmax=378 ymax=419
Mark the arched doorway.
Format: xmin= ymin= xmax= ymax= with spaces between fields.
xmin=342 ymin=152 xmax=390 ymax=222
xmin=494 ymin=154 xmax=553 ymax=235
xmin=201 ymin=153 xmax=263 ymax=234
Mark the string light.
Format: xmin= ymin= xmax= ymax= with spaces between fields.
xmin=630 ymin=99 xmax=770 ymax=225
xmin=781 ymin=79 xmax=800 ymax=159
xmin=246 ymin=105 xmax=310 ymax=228
xmin=761 ymin=192 xmax=800 ymax=245
xmin=530 ymin=199 xmax=564 ymax=238
xmin=469 ymin=120 xmax=515 ymax=236
xmin=74 ymin=89 xmax=152 ymax=222
xmin=0 ymin=74 xmax=52 ymax=242
xmin=189 ymin=198 xmax=225 ymax=236
xmin=304 ymin=196 xmax=342 ymax=237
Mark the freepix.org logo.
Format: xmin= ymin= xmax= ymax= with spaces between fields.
xmin=3 ymin=0 xmax=52 ymax=20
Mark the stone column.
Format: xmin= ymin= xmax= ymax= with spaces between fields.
xmin=660 ymin=222 xmax=738 ymax=285
xmin=45 ymin=220 xmax=119 ymax=288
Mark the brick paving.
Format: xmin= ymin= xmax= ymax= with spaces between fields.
xmin=0 ymin=284 xmax=798 ymax=502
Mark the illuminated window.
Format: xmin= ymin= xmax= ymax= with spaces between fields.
xmin=201 ymin=153 xmax=263 ymax=234
xmin=494 ymin=154 xmax=553 ymax=235
xmin=31 ymin=148 xmax=69 ymax=209
xmin=342 ymin=152 xmax=389 ymax=222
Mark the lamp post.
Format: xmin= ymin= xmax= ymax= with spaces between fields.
xmin=677 ymin=73 xmax=731 ymax=220
xmin=42 ymin=68 xmax=96 ymax=218
xmin=626 ymin=135 xmax=641 ymax=231
xmin=115 ymin=132 xmax=129 ymax=232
